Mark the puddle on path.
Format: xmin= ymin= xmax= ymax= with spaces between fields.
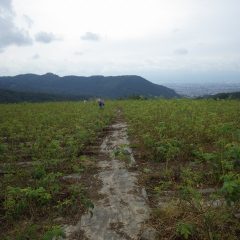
xmin=64 ymin=122 xmax=155 ymax=240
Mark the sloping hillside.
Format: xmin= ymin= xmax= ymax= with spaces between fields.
xmin=205 ymin=92 xmax=240 ymax=99
xmin=0 ymin=73 xmax=179 ymax=98
xmin=0 ymin=89 xmax=88 ymax=103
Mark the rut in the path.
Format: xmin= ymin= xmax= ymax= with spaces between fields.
xmin=64 ymin=121 xmax=156 ymax=240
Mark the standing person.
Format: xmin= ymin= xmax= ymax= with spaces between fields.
xmin=97 ymin=98 xmax=105 ymax=109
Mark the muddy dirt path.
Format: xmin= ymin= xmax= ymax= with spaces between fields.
xmin=64 ymin=121 xmax=155 ymax=240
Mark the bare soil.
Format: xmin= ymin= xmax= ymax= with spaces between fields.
xmin=63 ymin=116 xmax=156 ymax=240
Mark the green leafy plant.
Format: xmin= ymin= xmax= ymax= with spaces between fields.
xmin=176 ymin=222 xmax=195 ymax=239
xmin=221 ymin=173 xmax=240 ymax=205
xmin=42 ymin=225 xmax=65 ymax=240
xmin=4 ymin=186 xmax=51 ymax=218
xmin=32 ymin=164 xmax=46 ymax=179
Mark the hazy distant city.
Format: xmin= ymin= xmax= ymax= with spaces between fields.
xmin=165 ymin=82 xmax=240 ymax=97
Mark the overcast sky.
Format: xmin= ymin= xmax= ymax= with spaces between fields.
xmin=0 ymin=0 xmax=240 ymax=84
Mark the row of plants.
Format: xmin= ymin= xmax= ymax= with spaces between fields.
xmin=122 ymin=99 xmax=240 ymax=239
xmin=0 ymin=101 xmax=115 ymax=239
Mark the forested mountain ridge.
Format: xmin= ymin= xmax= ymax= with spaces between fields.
xmin=0 ymin=73 xmax=179 ymax=99
xmin=0 ymin=88 xmax=89 ymax=103
xmin=203 ymin=91 xmax=240 ymax=99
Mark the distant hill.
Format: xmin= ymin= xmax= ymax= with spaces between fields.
xmin=201 ymin=92 xmax=240 ymax=100
xmin=0 ymin=89 xmax=89 ymax=103
xmin=0 ymin=73 xmax=179 ymax=99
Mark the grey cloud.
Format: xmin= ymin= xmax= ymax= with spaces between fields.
xmin=32 ymin=54 xmax=40 ymax=59
xmin=0 ymin=0 xmax=12 ymax=11
xmin=81 ymin=32 xmax=100 ymax=41
xmin=35 ymin=32 xmax=61 ymax=43
xmin=23 ymin=15 xmax=34 ymax=28
xmin=174 ymin=48 xmax=189 ymax=55
xmin=0 ymin=19 xmax=32 ymax=49
xmin=0 ymin=1 xmax=32 ymax=50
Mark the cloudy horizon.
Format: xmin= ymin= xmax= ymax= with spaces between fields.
xmin=0 ymin=0 xmax=240 ymax=84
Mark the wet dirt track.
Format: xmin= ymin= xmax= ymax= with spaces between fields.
xmin=64 ymin=122 xmax=155 ymax=240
